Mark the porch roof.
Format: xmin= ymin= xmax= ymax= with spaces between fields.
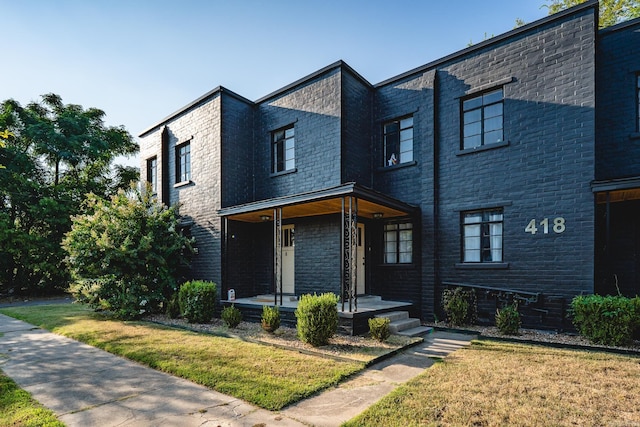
xmin=218 ymin=182 xmax=419 ymax=223
xmin=591 ymin=176 xmax=640 ymax=203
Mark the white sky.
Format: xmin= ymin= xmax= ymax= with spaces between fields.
xmin=3 ymin=0 xmax=549 ymax=167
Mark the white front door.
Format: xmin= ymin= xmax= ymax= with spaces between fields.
xmin=356 ymin=223 xmax=365 ymax=295
xmin=282 ymin=225 xmax=295 ymax=294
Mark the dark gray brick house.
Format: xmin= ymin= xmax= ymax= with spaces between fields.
xmin=139 ymin=0 xmax=640 ymax=330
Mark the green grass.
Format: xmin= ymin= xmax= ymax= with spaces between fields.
xmin=343 ymin=339 xmax=640 ymax=427
xmin=0 ymin=304 xmax=363 ymax=410
xmin=0 ymin=372 xmax=64 ymax=427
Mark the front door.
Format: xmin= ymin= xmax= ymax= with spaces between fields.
xmin=282 ymin=225 xmax=295 ymax=294
xmin=356 ymin=223 xmax=365 ymax=295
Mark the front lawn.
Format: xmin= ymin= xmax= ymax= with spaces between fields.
xmin=0 ymin=372 xmax=64 ymax=427
xmin=0 ymin=304 xmax=363 ymax=411
xmin=344 ymin=339 xmax=640 ymax=426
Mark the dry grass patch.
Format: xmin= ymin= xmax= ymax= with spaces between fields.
xmin=1 ymin=304 xmax=362 ymax=410
xmin=345 ymin=340 xmax=640 ymax=427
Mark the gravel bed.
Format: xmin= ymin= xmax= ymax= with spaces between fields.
xmin=427 ymin=322 xmax=640 ymax=353
xmin=146 ymin=314 xmax=419 ymax=362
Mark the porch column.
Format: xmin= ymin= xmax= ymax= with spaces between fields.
xmin=341 ymin=196 xmax=358 ymax=312
xmin=273 ymin=207 xmax=283 ymax=306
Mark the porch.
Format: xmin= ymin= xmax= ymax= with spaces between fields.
xmin=221 ymin=294 xmax=414 ymax=335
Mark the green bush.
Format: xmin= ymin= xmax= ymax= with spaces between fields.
xmin=295 ymin=293 xmax=339 ymax=346
xmin=261 ymin=305 xmax=281 ymax=333
xmin=368 ymin=317 xmax=391 ymax=342
xmin=570 ymin=294 xmax=640 ymax=346
xmin=442 ymin=287 xmax=477 ymax=326
xmin=178 ymin=280 xmax=217 ymax=323
xmin=221 ymin=304 xmax=242 ymax=328
xmin=495 ymin=303 xmax=521 ymax=335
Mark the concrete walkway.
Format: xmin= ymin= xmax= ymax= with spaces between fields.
xmin=0 ymin=312 xmax=474 ymax=427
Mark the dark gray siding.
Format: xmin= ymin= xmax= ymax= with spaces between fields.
xmin=436 ymin=7 xmax=596 ymax=305
xmin=221 ymin=94 xmax=254 ymax=207
xmin=295 ymin=216 xmax=342 ymax=296
xmin=254 ymin=69 xmax=342 ymax=200
xmin=596 ymin=19 xmax=640 ymax=180
xmin=341 ymin=70 xmax=373 ymax=185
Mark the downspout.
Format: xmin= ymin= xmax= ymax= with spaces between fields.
xmin=432 ymin=71 xmax=441 ymax=322
xmin=161 ymin=126 xmax=170 ymax=206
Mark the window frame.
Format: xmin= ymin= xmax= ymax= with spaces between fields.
xmin=382 ymin=114 xmax=414 ymax=167
xmin=383 ymin=221 xmax=413 ymax=265
xmin=636 ymin=74 xmax=640 ymax=132
xmin=146 ymin=156 xmax=157 ymax=194
xmin=461 ymin=208 xmax=504 ymax=264
xmin=175 ymin=141 xmax=191 ymax=184
xmin=461 ymin=88 xmax=504 ymax=150
xmin=271 ymin=124 xmax=295 ymax=174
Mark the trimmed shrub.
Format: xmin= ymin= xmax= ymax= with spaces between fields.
xmin=495 ymin=303 xmax=521 ymax=335
xmin=261 ymin=305 xmax=281 ymax=333
xmin=368 ymin=317 xmax=391 ymax=342
xmin=295 ymin=293 xmax=339 ymax=347
xmin=442 ymin=287 xmax=477 ymax=326
xmin=178 ymin=280 xmax=217 ymax=323
xmin=570 ymin=295 xmax=640 ymax=346
xmin=221 ymin=304 xmax=242 ymax=328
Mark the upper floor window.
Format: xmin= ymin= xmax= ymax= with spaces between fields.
xmin=462 ymin=88 xmax=503 ymax=150
xmin=383 ymin=115 xmax=413 ymax=167
xmin=146 ymin=156 xmax=157 ymax=193
xmin=384 ymin=222 xmax=413 ymax=264
xmin=176 ymin=141 xmax=191 ymax=183
xmin=272 ymin=125 xmax=295 ymax=173
xmin=462 ymin=208 xmax=503 ymax=263
xmin=636 ymin=74 xmax=640 ymax=132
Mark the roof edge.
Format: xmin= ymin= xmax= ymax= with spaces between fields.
xmin=599 ymin=14 xmax=640 ymax=35
xmin=375 ymin=0 xmax=598 ymax=88
xmin=254 ymin=60 xmax=373 ymax=104
xmin=138 ymin=86 xmax=253 ymax=138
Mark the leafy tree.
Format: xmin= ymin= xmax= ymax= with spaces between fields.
xmin=0 ymin=129 xmax=11 ymax=169
xmin=63 ymin=185 xmax=194 ymax=319
xmin=544 ymin=0 xmax=640 ymax=28
xmin=0 ymin=94 xmax=138 ymax=296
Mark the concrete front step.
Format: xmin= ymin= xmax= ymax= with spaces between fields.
xmin=396 ymin=326 xmax=434 ymax=337
xmin=375 ymin=311 xmax=432 ymax=336
xmin=375 ymin=311 xmax=410 ymax=322
xmin=388 ymin=317 xmax=421 ymax=334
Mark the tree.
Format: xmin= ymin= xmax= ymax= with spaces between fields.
xmin=0 ymin=94 xmax=138 ymax=296
xmin=63 ymin=185 xmax=194 ymax=319
xmin=544 ymin=0 xmax=640 ymax=28
xmin=0 ymin=129 xmax=11 ymax=169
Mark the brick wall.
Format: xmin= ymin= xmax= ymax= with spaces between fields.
xmin=596 ymin=19 xmax=640 ymax=179
xmin=435 ymin=6 xmax=596 ymax=311
xmin=254 ymin=68 xmax=343 ymax=200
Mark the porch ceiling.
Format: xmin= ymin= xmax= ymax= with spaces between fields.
xmin=592 ymin=176 xmax=640 ymax=204
xmin=218 ymin=182 xmax=418 ymax=223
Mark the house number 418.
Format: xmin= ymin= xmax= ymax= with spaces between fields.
xmin=524 ymin=217 xmax=565 ymax=235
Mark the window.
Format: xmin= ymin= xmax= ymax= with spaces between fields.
xmin=462 ymin=209 xmax=503 ymax=263
xmin=175 ymin=141 xmax=191 ymax=183
xmin=462 ymin=88 xmax=503 ymax=150
xmin=383 ymin=115 xmax=413 ymax=167
xmin=272 ymin=125 xmax=295 ymax=173
xmin=636 ymin=74 xmax=640 ymax=132
xmin=384 ymin=222 xmax=413 ymax=264
xmin=146 ymin=156 xmax=157 ymax=193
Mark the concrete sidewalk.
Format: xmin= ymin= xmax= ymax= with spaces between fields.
xmin=0 ymin=312 xmax=474 ymax=427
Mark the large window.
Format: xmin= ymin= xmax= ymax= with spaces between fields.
xmin=272 ymin=125 xmax=295 ymax=173
xmin=146 ymin=156 xmax=157 ymax=193
xmin=636 ymin=74 xmax=640 ymax=132
xmin=384 ymin=222 xmax=413 ymax=264
xmin=383 ymin=115 xmax=413 ymax=167
xmin=462 ymin=209 xmax=503 ymax=263
xmin=462 ymin=88 xmax=503 ymax=150
xmin=175 ymin=141 xmax=191 ymax=183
